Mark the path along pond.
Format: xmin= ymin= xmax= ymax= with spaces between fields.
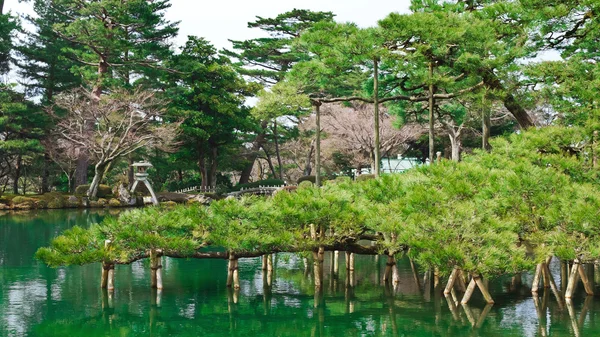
xmin=0 ymin=209 xmax=599 ymax=337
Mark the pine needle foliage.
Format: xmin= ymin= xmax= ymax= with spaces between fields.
xmin=36 ymin=126 xmax=600 ymax=278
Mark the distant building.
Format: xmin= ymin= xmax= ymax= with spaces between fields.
xmin=353 ymin=155 xmax=425 ymax=176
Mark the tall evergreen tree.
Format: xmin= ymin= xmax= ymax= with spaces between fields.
xmin=0 ymin=85 xmax=48 ymax=194
xmin=15 ymin=0 xmax=81 ymax=102
xmin=0 ymin=11 xmax=16 ymax=74
xmin=50 ymin=0 xmax=178 ymax=186
xmin=222 ymin=9 xmax=334 ymax=183
xmin=166 ymin=37 xmax=258 ymax=188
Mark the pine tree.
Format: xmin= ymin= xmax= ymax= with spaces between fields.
xmin=166 ymin=37 xmax=258 ymax=188
xmin=222 ymin=9 xmax=334 ymax=183
xmin=0 ymin=11 xmax=16 ymax=74
xmin=15 ymin=0 xmax=81 ymax=102
xmin=50 ymin=0 xmax=178 ymax=186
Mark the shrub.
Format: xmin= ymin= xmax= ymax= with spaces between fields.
xmin=297 ymin=176 xmax=316 ymax=184
xmin=232 ymin=179 xmax=285 ymax=192
xmin=298 ymin=181 xmax=313 ymax=188
xmin=75 ymin=184 xmax=112 ymax=198
xmin=356 ymin=174 xmax=376 ymax=182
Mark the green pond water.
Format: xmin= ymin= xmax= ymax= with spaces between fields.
xmin=0 ymin=209 xmax=598 ymax=336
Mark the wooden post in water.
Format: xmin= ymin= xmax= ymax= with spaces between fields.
xmin=383 ymin=254 xmax=395 ymax=283
xmin=578 ymin=263 xmax=594 ymax=296
xmin=532 ymin=263 xmax=543 ymax=293
xmin=461 ymin=274 xmax=494 ymax=304
xmin=150 ymin=249 xmax=163 ymax=289
xmin=444 ymin=267 xmax=459 ymax=295
xmin=333 ymin=251 xmax=339 ymax=279
xmin=101 ymin=240 xmax=115 ymax=290
xmin=232 ymin=258 xmax=240 ymax=290
xmin=227 ymin=254 xmax=235 ymax=288
xmin=565 ymin=259 xmax=582 ymax=299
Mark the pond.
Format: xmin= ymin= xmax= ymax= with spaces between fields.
xmin=0 ymin=209 xmax=597 ymax=336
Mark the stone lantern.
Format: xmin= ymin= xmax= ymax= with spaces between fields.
xmin=130 ymin=162 xmax=159 ymax=205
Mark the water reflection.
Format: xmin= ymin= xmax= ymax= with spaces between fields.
xmin=4 ymin=210 xmax=600 ymax=336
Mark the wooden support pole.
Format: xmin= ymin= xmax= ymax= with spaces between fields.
xmin=561 ymin=260 xmax=569 ymax=293
xmin=541 ymin=262 xmax=564 ymax=310
xmin=333 ymin=250 xmax=339 ymax=278
xmin=348 ymin=252 xmax=355 ymax=271
xmin=475 ymin=276 xmax=494 ymax=304
xmin=392 ymin=264 xmax=400 ymax=287
xmin=150 ymin=249 xmax=163 ymax=289
xmin=444 ymin=267 xmax=459 ymax=295
xmin=461 ymin=278 xmax=477 ymax=305
xmin=262 ymin=255 xmax=268 ymax=271
xmin=532 ymin=263 xmax=543 ymax=293
xmin=101 ymin=240 xmax=112 ymax=289
xmin=107 ymin=265 xmax=115 ymax=291
xmin=383 ymin=255 xmax=395 ymax=283
xmin=267 ymin=254 xmax=273 ymax=273
xmin=227 ymin=254 xmax=235 ymax=287
xmin=233 ymin=258 xmax=240 ymax=290
xmin=434 ymin=267 xmax=441 ymax=289
xmin=565 ymin=260 xmax=581 ymax=299
xmin=578 ymin=263 xmax=594 ymax=296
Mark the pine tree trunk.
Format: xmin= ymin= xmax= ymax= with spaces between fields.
xmin=428 ymin=63 xmax=435 ymax=164
xmin=373 ymin=58 xmax=381 ymax=176
xmin=41 ymin=153 xmax=51 ymax=193
xmin=12 ymin=155 xmax=21 ymax=195
xmin=304 ymin=139 xmax=315 ymax=176
xmin=273 ymin=120 xmax=284 ymax=180
xmin=261 ymin=145 xmax=277 ymax=178
xmin=198 ymin=147 xmax=207 ymax=189
xmin=482 ymin=101 xmax=492 ymax=151
xmin=315 ymin=102 xmax=322 ymax=186
xmin=209 ymin=147 xmax=218 ymax=188
xmin=482 ymin=70 xmax=534 ymax=129
xmin=449 ymin=132 xmax=461 ymax=162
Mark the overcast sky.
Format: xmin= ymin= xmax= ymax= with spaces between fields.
xmin=4 ymin=0 xmax=412 ymax=51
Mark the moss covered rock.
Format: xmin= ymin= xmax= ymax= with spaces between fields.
xmin=108 ymin=199 xmax=122 ymax=207
xmin=356 ymin=174 xmax=376 ymax=182
xmin=75 ymin=184 xmax=112 ymax=198
xmin=67 ymin=196 xmax=81 ymax=208
xmin=12 ymin=196 xmax=37 ymax=209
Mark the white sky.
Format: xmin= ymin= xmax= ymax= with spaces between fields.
xmin=4 ymin=0 xmax=412 ymax=50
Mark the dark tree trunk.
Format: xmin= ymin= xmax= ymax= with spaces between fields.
xmin=304 ymin=139 xmax=315 ymax=176
xmin=209 ymin=147 xmax=218 ymax=188
xmin=261 ymin=145 xmax=277 ymax=179
xmin=273 ymin=120 xmax=284 ymax=180
xmin=127 ymin=156 xmax=135 ymax=189
xmin=198 ymin=147 xmax=207 ymax=189
xmin=0 ymin=0 xmax=4 ymax=15
xmin=482 ymin=104 xmax=492 ymax=152
xmin=238 ymin=121 xmax=269 ymax=185
xmin=41 ymin=153 xmax=51 ymax=193
xmin=75 ymin=154 xmax=88 ymax=187
xmin=13 ymin=155 xmax=22 ymax=195
xmin=482 ymin=70 xmax=534 ymax=129
xmin=428 ymin=63 xmax=435 ymax=164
